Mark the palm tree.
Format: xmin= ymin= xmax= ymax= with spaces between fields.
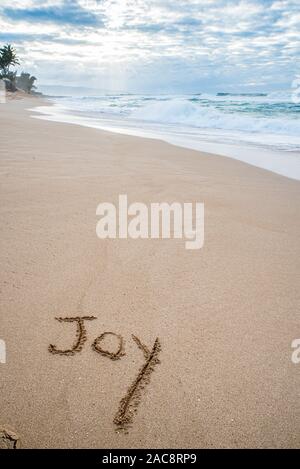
xmin=0 ymin=44 xmax=20 ymax=77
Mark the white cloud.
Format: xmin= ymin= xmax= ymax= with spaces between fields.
xmin=0 ymin=0 xmax=299 ymax=92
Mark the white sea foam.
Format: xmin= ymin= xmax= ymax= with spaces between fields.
xmin=30 ymin=91 xmax=300 ymax=181
xmin=131 ymin=99 xmax=300 ymax=137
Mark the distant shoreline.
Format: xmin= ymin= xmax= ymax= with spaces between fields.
xmin=30 ymin=94 xmax=300 ymax=181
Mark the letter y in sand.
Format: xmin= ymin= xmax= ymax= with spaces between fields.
xmin=114 ymin=335 xmax=161 ymax=431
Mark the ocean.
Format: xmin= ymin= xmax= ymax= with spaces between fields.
xmin=32 ymin=91 xmax=300 ymax=180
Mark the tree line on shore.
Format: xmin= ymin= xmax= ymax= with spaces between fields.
xmin=0 ymin=44 xmax=39 ymax=94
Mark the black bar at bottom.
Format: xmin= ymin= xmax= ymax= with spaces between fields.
xmin=0 ymin=448 xmax=297 ymax=465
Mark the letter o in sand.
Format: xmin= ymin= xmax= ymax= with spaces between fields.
xmin=92 ymin=332 xmax=125 ymax=360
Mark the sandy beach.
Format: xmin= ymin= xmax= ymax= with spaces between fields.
xmin=0 ymin=96 xmax=300 ymax=449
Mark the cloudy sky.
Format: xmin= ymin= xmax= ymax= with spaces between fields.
xmin=0 ymin=0 xmax=299 ymax=93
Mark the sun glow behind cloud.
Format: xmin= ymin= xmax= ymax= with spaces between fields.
xmin=0 ymin=0 xmax=299 ymax=92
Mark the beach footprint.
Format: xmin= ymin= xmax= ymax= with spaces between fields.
xmin=0 ymin=427 xmax=20 ymax=449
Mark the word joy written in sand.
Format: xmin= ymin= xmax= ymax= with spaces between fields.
xmin=48 ymin=316 xmax=161 ymax=431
